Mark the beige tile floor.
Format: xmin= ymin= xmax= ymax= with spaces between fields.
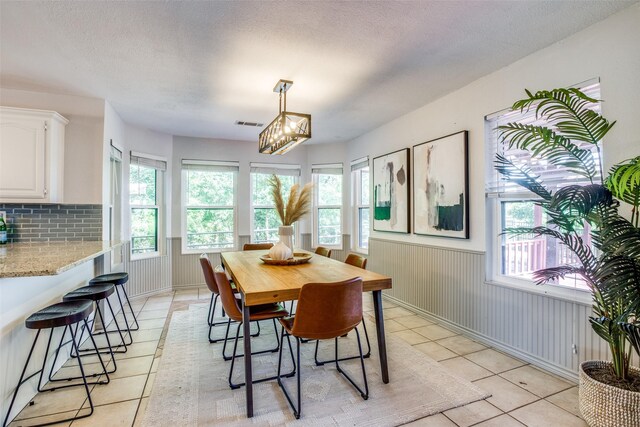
xmin=7 ymin=288 xmax=586 ymax=426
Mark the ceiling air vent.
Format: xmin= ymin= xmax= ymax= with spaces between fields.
xmin=235 ymin=120 xmax=264 ymax=127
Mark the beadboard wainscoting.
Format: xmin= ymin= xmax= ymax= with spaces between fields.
xmin=121 ymin=240 xmax=173 ymax=298
xmin=170 ymin=236 xmax=251 ymax=288
xmin=368 ymin=237 xmax=611 ymax=381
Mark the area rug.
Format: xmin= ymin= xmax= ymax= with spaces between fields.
xmin=142 ymin=304 xmax=490 ymax=426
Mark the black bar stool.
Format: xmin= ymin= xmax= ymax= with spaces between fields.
xmin=89 ymin=272 xmax=138 ymax=344
xmin=44 ymin=284 xmax=126 ymax=385
xmin=3 ymin=300 xmax=109 ymax=427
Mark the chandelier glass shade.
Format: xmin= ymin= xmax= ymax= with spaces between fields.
xmin=258 ymin=80 xmax=311 ymax=154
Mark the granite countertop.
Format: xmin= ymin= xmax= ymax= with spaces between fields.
xmin=0 ymin=241 xmax=123 ymax=278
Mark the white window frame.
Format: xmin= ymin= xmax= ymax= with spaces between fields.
xmin=485 ymin=79 xmax=601 ymax=304
xmin=181 ymin=159 xmax=238 ymax=254
xmin=312 ymin=163 xmax=343 ymax=250
xmin=351 ymin=157 xmax=369 ymax=254
xmin=249 ymin=163 xmax=301 ymax=244
xmin=109 ymin=141 xmax=123 ymax=267
xmin=129 ymin=151 xmax=166 ymax=260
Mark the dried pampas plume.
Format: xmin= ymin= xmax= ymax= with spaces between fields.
xmin=268 ymin=174 xmax=313 ymax=226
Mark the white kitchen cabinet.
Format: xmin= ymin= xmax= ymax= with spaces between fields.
xmin=0 ymin=107 xmax=69 ymax=203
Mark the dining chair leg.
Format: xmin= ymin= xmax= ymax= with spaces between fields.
xmin=223 ymin=320 xmax=281 ymax=361
xmin=277 ymin=334 xmax=301 ymax=419
xmin=334 ymin=328 xmax=369 ymax=400
xmin=314 ymin=321 xmax=371 ymax=365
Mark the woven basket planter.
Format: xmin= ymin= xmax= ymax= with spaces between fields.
xmin=579 ymin=361 xmax=640 ymax=427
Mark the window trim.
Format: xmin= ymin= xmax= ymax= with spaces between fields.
xmin=129 ymin=163 xmax=163 ymax=260
xmin=180 ymin=161 xmax=238 ymax=254
xmin=312 ymin=164 xmax=343 ymax=250
xmin=249 ymin=166 xmax=301 ymax=245
xmin=485 ymin=79 xmax=601 ymax=296
xmin=351 ymin=159 xmax=369 ymax=254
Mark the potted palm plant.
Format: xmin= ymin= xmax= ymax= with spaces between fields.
xmin=267 ymin=175 xmax=313 ymax=260
xmin=495 ymin=88 xmax=640 ymax=426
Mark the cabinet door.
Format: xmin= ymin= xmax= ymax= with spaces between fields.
xmin=0 ymin=116 xmax=46 ymax=200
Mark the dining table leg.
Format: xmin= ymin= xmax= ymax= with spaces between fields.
xmin=242 ymin=295 xmax=253 ymax=417
xmin=372 ymin=290 xmax=389 ymax=383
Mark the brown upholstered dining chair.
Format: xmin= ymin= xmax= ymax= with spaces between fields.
xmin=243 ymin=242 xmax=274 ymax=251
xmin=213 ymin=267 xmax=294 ymax=389
xmin=199 ymin=254 xmax=261 ymax=345
xmin=277 ymin=277 xmax=369 ymax=419
xmin=314 ymin=253 xmax=372 ymax=365
xmin=314 ymin=246 xmax=332 ymax=258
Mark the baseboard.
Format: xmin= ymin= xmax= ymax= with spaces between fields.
xmin=128 ymin=286 xmax=173 ymax=301
xmin=382 ymin=294 xmax=580 ymax=383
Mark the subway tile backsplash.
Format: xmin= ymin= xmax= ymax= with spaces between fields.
xmin=0 ymin=203 xmax=102 ymax=243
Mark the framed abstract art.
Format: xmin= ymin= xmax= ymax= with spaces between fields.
xmin=372 ymin=148 xmax=410 ymax=233
xmin=413 ymin=131 xmax=469 ymax=239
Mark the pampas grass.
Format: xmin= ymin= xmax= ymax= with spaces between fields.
xmin=268 ymin=174 xmax=313 ymax=226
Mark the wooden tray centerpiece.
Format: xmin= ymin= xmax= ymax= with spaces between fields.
xmin=260 ymin=252 xmax=312 ymax=266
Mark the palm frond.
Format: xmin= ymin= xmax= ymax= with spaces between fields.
xmin=619 ymin=322 xmax=640 ymax=359
xmin=592 ymin=213 xmax=640 ymax=260
xmin=532 ymin=266 xmax=589 ymax=287
xmin=595 ymin=255 xmax=640 ymax=316
xmin=512 ymin=88 xmax=616 ymax=146
xmin=494 ymin=154 xmax=552 ymax=200
xmin=497 ymin=123 xmax=598 ymax=181
xmin=605 ymin=156 xmax=640 ymax=217
xmin=549 ymin=184 xmax=612 ymax=224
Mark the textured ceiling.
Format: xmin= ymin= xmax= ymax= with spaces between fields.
xmin=0 ymin=1 xmax=634 ymax=144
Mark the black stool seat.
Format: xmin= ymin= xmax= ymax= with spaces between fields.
xmin=64 ymin=284 xmax=115 ymax=302
xmin=26 ymin=300 xmax=93 ymax=330
xmin=90 ymin=272 xmax=128 ymax=286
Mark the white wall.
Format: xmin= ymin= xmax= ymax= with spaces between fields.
xmin=345 ymin=3 xmax=640 ymax=253
xmin=171 ymin=136 xmax=309 ymax=238
xmin=0 ymin=88 xmax=105 ymax=204
xmin=102 ymin=101 xmax=126 ymax=240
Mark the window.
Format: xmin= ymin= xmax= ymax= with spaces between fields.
xmin=485 ymin=81 xmax=601 ymax=293
xmin=250 ymin=163 xmax=300 ymax=243
xmin=312 ymin=163 xmax=343 ymax=248
xmin=351 ymin=157 xmax=370 ymax=252
xmin=181 ymin=160 xmax=238 ymax=252
xmin=129 ymin=152 xmax=166 ymax=258
xmin=110 ymin=142 xmax=123 ymax=266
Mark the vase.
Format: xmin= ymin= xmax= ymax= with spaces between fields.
xmin=579 ymin=360 xmax=640 ymax=427
xmin=269 ymin=226 xmax=294 ymax=260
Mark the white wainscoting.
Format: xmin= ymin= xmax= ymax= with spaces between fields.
xmin=368 ymin=237 xmax=612 ymax=380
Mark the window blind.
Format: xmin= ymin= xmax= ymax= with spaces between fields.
xmin=181 ymin=159 xmax=239 ymax=173
xmin=485 ymin=80 xmax=602 ymax=198
xmin=250 ymin=162 xmax=301 ymax=177
xmin=312 ymin=163 xmax=343 ymax=175
xmin=131 ymin=151 xmax=167 ymax=171
xmin=350 ymin=156 xmax=369 ymax=171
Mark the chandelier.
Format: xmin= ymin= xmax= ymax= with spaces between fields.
xmin=258 ymin=79 xmax=311 ymax=154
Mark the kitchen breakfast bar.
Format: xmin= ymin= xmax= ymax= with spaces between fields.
xmin=0 ymin=241 xmax=124 ymax=423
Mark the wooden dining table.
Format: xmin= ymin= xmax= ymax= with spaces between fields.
xmin=221 ymin=249 xmax=393 ymax=418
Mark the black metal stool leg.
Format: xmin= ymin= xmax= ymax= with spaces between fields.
xmin=3 ymin=330 xmax=41 ymax=427
xmin=45 ymin=319 xmax=110 ymax=387
xmin=114 ymin=287 xmax=135 ymax=344
xmin=120 ymin=285 xmax=140 ymax=331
